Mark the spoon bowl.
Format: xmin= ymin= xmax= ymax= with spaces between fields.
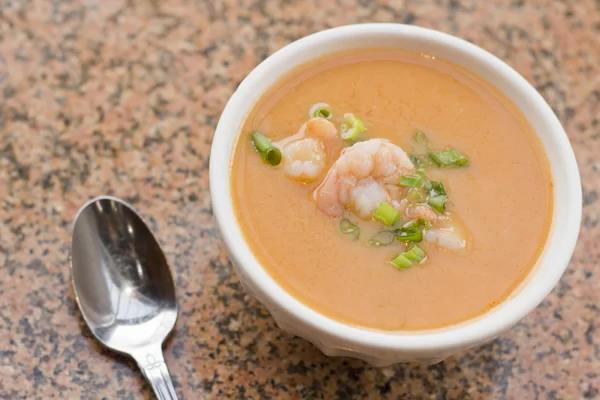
xmin=71 ymin=196 xmax=179 ymax=399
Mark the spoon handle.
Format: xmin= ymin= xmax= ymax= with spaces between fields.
xmin=133 ymin=345 xmax=178 ymax=400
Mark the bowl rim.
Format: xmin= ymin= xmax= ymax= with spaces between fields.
xmin=209 ymin=23 xmax=581 ymax=353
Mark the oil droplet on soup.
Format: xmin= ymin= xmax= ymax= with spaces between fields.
xmin=231 ymin=49 xmax=553 ymax=331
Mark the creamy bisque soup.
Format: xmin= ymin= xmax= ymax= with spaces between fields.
xmin=231 ymin=49 xmax=553 ymax=331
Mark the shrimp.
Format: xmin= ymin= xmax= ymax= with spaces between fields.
xmin=305 ymin=117 xmax=338 ymax=141
xmin=280 ymin=138 xmax=326 ymax=182
xmin=276 ymin=117 xmax=338 ymax=183
xmin=278 ymin=117 xmax=338 ymax=148
xmin=423 ymin=228 xmax=466 ymax=252
xmin=423 ymin=215 xmax=470 ymax=252
xmin=314 ymin=138 xmax=414 ymax=218
xmin=404 ymin=203 xmax=439 ymax=224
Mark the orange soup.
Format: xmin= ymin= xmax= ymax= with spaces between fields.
xmin=231 ymin=49 xmax=552 ymax=331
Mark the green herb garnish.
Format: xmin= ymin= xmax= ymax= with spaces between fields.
xmin=418 ymin=218 xmax=432 ymax=230
xmin=428 ymin=195 xmax=448 ymax=213
xmin=309 ymin=103 xmax=332 ymax=119
xmin=369 ymin=231 xmax=396 ymax=247
xmin=422 ymin=178 xmax=433 ymax=192
xmin=390 ymin=245 xmax=426 ymax=270
xmin=412 ymin=130 xmax=430 ymax=159
xmin=395 ymin=223 xmax=423 ymax=243
xmin=429 ymin=148 xmax=469 ymax=167
xmin=395 ymin=219 xmax=431 ymax=242
xmin=340 ymin=113 xmax=367 ymax=141
xmin=340 ymin=218 xmax=360 ymax=240
xmin=399 ymin=174 xmax=423 ymax=188
xmin=374 ymin=202 xmax=401 ymax=227
xmin=250 ymin=131 xmax=282 ymax=166
xmin=430 ymin=181 xmax=446 ymax=196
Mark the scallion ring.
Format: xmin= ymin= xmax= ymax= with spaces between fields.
xmin=309 ymin=103 xmax=332 ymax=119
xmin=395 ymin=223 xmax=423 ymax=243
xmin=430 ymin=181 xmax=446 ymax=196
xmin=399 ymin=174 xmax=423 ymax=188
xmin=369 ymin=231 xmax=396 ymax=247
xmin=413 ymin=130 xmax=430 ymax=157
xmin=429 ymin=148 xmax=469 ymax=167
xmin=428 ymin=194 xmax=448 ymax=213
xmin=250 ymin=131 xmax=282 ymax=166
xmin=374 ymin=202 xmax=401 ymax=226
xmin=340 ymin=113 xmax=367 ymax=141
xmin=415 ymin=130 xmax=428 ymax=143
xmin=390 ymin=245 xmax=426 ymax=270
xmin=340 ymin=218 xmax=360 ymax=240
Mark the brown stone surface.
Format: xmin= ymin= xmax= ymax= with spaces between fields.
xmin=0 ymin=0 xmax=598 ymax=398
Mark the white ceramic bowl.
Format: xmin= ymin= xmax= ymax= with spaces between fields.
xmin=209 ymin=24 xmax=581 ymax=366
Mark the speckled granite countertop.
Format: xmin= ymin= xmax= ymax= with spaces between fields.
xmin=0 ymin=0 xmax=598 ymax=398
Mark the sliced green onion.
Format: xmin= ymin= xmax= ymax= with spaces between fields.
xmin=369 ymin=231 xmax=396 ymax=247
xmin=395 ymin=219 xmax=430 ymax=242
xmin=374 ymin=202 xmax=401 ymax=226
xmin=405 ymin=245 xmax=426 ymax=262
xmin=250 ymin=131 xmax=282 ymax=166
xmin=395 ymin=224 xmax=423 ymax=242
xmin=415 ymin=130 xmax=428 ymax=143
xmin=428 ymin=194 xmax=448 ymax=213
xmin=399 ymin=175 xmax=422 ymax=188
xmin=340 ymin=218 xmax=360 ymax=240
xmin=422 ymin=178 xmax=433 ymax=192
xmin=430 ymin=181 xmax=446 ymax=196
xmin=390 ymin=254 xmax=413 ymax=269
xmin=407 ymin=187 xmax=427 ymax=203
xmin=410 ymin=218 xmax=432 ymax=230
xmin=418 ymin=218 xmax=432 ymax=230
xmin=390 ymin=245 xmax=426 ymax=270
xmin=412 ymin=154 xmax=435 ymax=173
xmin=309 ymin=103 xmax=332 ymax=119
xmin=340 ymin=113 xmax=367 ymax=141
xmin=413 ymin=130 xmax=429 ymax=157
xmin=429 ymin=148 xmax=469 ymax=167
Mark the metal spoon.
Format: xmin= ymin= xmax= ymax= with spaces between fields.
xmin=70 ymin=196 xmax=179 ymax=400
